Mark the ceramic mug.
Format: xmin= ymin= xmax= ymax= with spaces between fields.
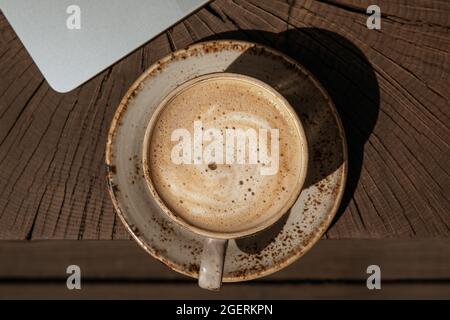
xmin=141 ymin=72 xmax=309 ymax=290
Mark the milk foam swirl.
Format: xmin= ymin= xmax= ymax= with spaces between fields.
xmin=147 ymin=76 xmax=305 ymax=235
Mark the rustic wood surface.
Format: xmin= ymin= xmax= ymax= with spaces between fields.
xmin=0 ymin=0 xmax=449 ymax=299
xmin=0 ymin=0 xmax=449 ymax=240
xmin=0 ymin=239 xmax=449 ymax=299
xmin=1 ymin=239 xmax=449 ymax=281
xmin=0 ymin=0 xmax=450 ymax=239
xmin=3 ymin=282 xmax=450 ymax=299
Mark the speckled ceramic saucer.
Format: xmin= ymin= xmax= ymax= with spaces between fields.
xmin=106 ymin=40 xmax=347 ymax=282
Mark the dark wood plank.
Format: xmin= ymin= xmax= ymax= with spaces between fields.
xmin=1 ymin=282 xmax=449 ymax=299
xmin=0 ymin=239 xmax=448 ymax=280
xmin=0 ymin=0 xmax=449 ymax=239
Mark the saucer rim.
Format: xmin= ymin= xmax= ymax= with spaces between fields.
xmin=105 ymin=39 xmax=348 ymax=282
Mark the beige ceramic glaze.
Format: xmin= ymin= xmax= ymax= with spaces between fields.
xmin=142 ymin=72 xmax=308 ymax=240
xmin=106 ymin=40 xmax=347 ymax=282
xmin=141 ymin=72 xmax=309 ymax=290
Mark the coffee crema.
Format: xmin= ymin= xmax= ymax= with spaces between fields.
xmin=145 ymin=74 xmax=307 ymax=236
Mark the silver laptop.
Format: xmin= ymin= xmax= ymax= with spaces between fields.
xmin=0 ymin=0 xmax=209 ymax=92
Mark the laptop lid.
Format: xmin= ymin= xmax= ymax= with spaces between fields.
xmin=0 ymin=0 xmax=209 ymax=92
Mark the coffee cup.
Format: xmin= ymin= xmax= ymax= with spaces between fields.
xmin=142 ymin=72 xmax=308 ymax=290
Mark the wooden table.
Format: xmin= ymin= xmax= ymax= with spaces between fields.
xmin=0 ymin=0 xmax=449 ymax=299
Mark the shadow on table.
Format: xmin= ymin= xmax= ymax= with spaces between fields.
xmin=199 ymin=28 xmax=380 ymax=251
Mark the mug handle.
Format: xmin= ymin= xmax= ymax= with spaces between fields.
xmin=198 ymin=238 xmax=228 ymax=290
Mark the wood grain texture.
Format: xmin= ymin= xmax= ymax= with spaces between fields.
xmin=0 ymin=239 xmax=449 ymax=299
xmin=0 ymin=240 xmax=449 ymax=280
xmin=1 ymin=282 xmax=449 ymax=299
xmin=0 ymin=0 xmax=449 ymax=239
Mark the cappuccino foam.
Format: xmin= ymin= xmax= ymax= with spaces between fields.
xmin=147 ymin=75 xmax=306 ymax=235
